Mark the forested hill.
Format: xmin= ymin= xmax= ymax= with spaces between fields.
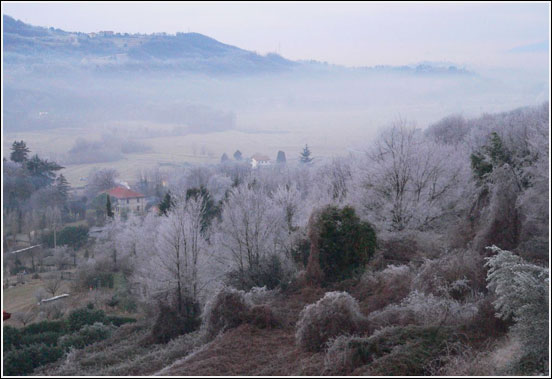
xmin=2 ymin=15 xmax=297 ymax=74
xmin=3 ymin=15 xmax=473 ymax=76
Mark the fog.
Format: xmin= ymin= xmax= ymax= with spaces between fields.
xmin=2 ymin=14 xmax=549 ymax=183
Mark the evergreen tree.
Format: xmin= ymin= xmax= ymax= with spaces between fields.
xmin=55 ymin=174 xmax=70 ymax=203
xmin=106 ymin=195 xmax=114 ymax=218
xmin=276 ymin=150 xmax=287 ymax=164
xmin=299 ymin=144 xmax=313 ymax=164
xmin=233 ymin=150 xmax=243 ymax=161
xmin=10 ymin=141 xmax=30 ymax=163
xmin=313 ymin=206 xmax=376 ymax=283
xmin=158 ymin=191 xmax=174 ymax=216
xmin=220 ymin=153 xmax=230 ymax=163
xmin=186 ymin=186 xmax=220 ymax=232
xmin=25 ymin=155 xmax=64 ymax=189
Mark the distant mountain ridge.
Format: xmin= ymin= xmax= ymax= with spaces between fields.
xmin=2 ymin=15 xmax=297 ymax=74
xmin=3 ymin=15 xmax=473 ymax=76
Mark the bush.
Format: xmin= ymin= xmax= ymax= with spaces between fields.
xmin=59 ymin=322 xmax=113 ymax=351
xmin=3 ymin=326 xmax=21 ymax=350
xmin=42 ymin=225 xmax=89 ymax=249
xmin=3 ymin=343 xmax=64 ymax=376
xmin=307 ymin=206 xmax=376 ymax=284
xmin=357 ymin=264 xmax=414 ymax=313
xmin=67 ymin=307 xmax=108 ymax=332
xmin=74 ymin=262 xmax=115 ymax=291
xmin=149 ymin=300 xmax=201 ymax=344
xmin=248 ymin=305 xmax=280 ymax=329
xmin=19 ymin=331 xmax=64 ymax=347
xmin=411 ymin=249 xmax=487 ymax=300
xmin=22 ymin=320 xmax=67 ymax=335
xmin=367 ymin=290 xmax=479 ymax=329
xmin=201 ymin=287 xmax=251 ymax=341
xmin=324 ymin=325 xmax=462 ymax=375
xmin=107 ymin=316 xmax=137 ymax=327
xmin=226 ymin=254 xmax=293 ymax=291
xmin=295 ymin=291 xmax=369 ymax=352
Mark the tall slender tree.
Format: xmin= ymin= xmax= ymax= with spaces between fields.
xmin=106 ymin=194 xmax=114 ymax=218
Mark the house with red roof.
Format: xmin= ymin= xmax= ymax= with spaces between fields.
xmin=103 ymin=186 xmax=146 ymax=217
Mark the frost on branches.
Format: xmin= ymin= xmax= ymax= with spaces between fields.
xmin=485 ymin=245 xmax=549 ymax=370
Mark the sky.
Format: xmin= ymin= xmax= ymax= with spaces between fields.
xmin=2 ymin=1 xmax=550 ymax=69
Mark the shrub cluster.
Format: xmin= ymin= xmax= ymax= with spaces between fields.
xmin=324 ymin=325 xmax=463 ymax=375
xmin=225 ymin=254 xmax=293 ymax=291
xmin=358 ymin=264 xmax=414 ymax=312
xmin=150 ymin=300 xmax=201 ymax=344
xmin=201 ymin=286 xmax=279 ymax=341
xmin=67 ymin=307 xmax=108 ymax=332
xmin=2 ymin=307 xmax=133 ymax=375
xmin=3 ymin=343 xmax=64 ymax=376
xmin=59 ymin=322 xmax=114 ymax=350
xmin=367 ymin=290 xmax=479 ymax=329
xmin=295 ymin=291 xmax=369 ymax=352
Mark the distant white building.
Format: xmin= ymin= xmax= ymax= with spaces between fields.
xmin=250 ymin=153 xmax=272 ymax=168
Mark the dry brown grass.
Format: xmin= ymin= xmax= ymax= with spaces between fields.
xmin=159 ymin=324 xmax=326 ymax=376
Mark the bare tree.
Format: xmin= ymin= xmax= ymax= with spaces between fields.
xmin=352 ymin=120 xmax=468 ymax=231
xmin=137 ymin=193 xmax=209 ymax=310
xmin=86 ymin=168 xmax=119 ymax=198
xmin=13 ymin=309 xmax=36 ymax=326
xmin=44 ymin=273 xmax=63 ymax=297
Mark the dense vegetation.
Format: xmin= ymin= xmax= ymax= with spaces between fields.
xmin=3 ymin=307 xmax=135 ymax=375
xmin=2 ymin=103 xmax=549 ymax=376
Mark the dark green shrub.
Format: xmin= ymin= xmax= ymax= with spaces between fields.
xmin=22 ymin=320 xmax=67 ymax=335
xmin=3 ymin=326 xmax=21 ymax=350
xmin=41 ymin=225 xmax=89 ymax=249
xmin=314 ymin=206 xmax=376 ymax=283
xmin=67 ymin=307 xmax=107 ymax=332
xmin=59 ymin=322 xmax=113 ymax=351
xmin=107 ymin=316 xmax=137 ymax=327
xmin=19 ymin=331 xmax=63 ymax=347
xmin=3 ymin=343 xmax=64 ymax=376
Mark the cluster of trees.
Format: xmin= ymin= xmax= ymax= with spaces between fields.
xmin=3 ymin=141 xmax=71 ymax=250
xmin=43 ymin=102 xmax=548 ymax=374
xmin=93 ymin=101 xmax=548 ymax=299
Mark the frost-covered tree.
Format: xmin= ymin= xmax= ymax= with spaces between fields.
xmin=141 ymin=194 xmax=209 ymax=310
xmin=215 ymin=183 xmax=293 ymax=289
xmin=351 ymin=120 xmax=467 ymax=231
xmin=485 ymin=245 xmax=549 ymax=370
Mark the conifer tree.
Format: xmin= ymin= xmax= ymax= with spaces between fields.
xmin=159 ymin=191 xmax=174 ymax=216
xmin=106 ymin=194 xmax=114 ymax=218
xmin=10 ymin=141 xmax=30 ymax=163
xmin=300 ymin=144 xmax=313 ymax=164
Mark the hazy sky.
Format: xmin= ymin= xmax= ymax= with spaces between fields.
xmin=2 ymin=1 xmax=550 ymax=69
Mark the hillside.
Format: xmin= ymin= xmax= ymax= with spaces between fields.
xmin=2 ymin=15 xmax=297 ymax=74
